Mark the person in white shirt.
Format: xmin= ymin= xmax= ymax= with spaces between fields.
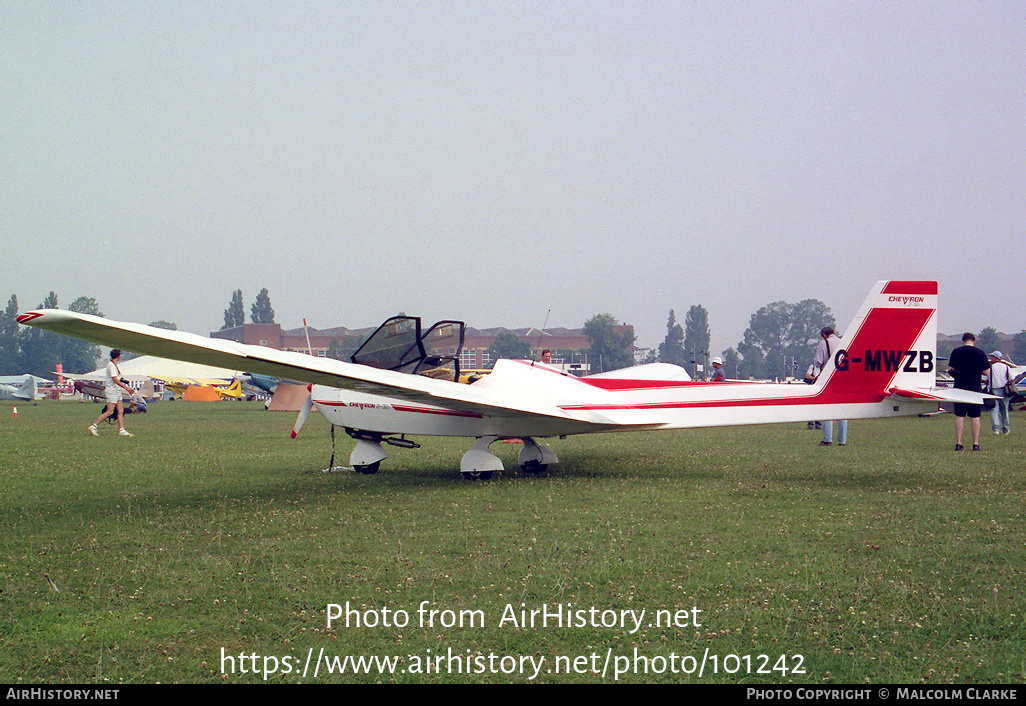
xmin=88 ymin=349 xmax=135 ymax=437
xmin=813 ymin=326 xmax=847 ymax=446
xmin=987 ymin=351 xmax=1014 ymax=436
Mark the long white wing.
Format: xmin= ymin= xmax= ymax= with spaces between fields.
xmin=17 ymin=309 xmax=653 ymax=430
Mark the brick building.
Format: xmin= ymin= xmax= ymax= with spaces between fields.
xmin=211 ymin=321 xmax=595 ymax=373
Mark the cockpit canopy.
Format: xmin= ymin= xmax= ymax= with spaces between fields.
xmin=350 ymin=316 xmax=465 ymax=382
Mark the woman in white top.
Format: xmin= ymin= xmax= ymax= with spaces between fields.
xmin=88 ymin=349 xmax=135 ymax=437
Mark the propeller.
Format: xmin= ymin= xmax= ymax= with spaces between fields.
xmin=290 ymin=385 xmax=314 ymax=439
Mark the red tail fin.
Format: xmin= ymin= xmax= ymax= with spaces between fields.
xmin=818 ymin=281 xmax=938 ymax=400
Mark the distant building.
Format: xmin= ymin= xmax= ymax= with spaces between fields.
xmin=210 ymin=323 xmax=285 ymax=349
xmin=462 ymin=326 xmax=591 ymax=373
xmin=211 ymin=323 xmax=369 ymax=358
xmin=211 ymin=321 xmax=597 ymax=373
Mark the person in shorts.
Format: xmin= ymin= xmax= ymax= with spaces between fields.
xmin=947 ymin=333 xmax=989 ymax=451
xmin=88 ymin=349 xmax=135 ymax=437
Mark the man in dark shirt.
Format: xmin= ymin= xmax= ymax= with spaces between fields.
xmin=947 ymin=332 xmax=990 ymax=451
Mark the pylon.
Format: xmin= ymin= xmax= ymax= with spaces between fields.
xmin=11 ymin=406 xmax=17 ymax=417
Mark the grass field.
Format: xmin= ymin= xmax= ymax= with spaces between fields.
xmin=1 ymin=400 xmax=1023 ymax=684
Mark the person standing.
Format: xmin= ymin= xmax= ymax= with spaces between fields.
xmin=88 ymin=349 xmax=135 ymax=437
xmin=813 ymin=326 xmax=847 ymax=446
xmin=987 ymin=350 xmax=1013 ymax=436
xmin=947 ymin=333 xmax=989 ymax=450
xmin=709 ymin=357 xmax=725 ymax=382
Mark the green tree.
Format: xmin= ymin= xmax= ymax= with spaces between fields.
xmin=61 ymin=297 xmax=104 ymax=372
xmin=251 ymin=288 xmax=275 ymax=324
xmin=0 ymin=295 xmax=19 ymax=375
xmin=150 ymin=320 xmax=177 ymax=330
xmin=326 ymin=339 xmax=345 ymax=360
xmin=658 ymin=310 xmax=686 ymax=368
xmin=19 ymin=292 xmax=61 ymax=378
xmin=487 ymin=330 xmax=531 ymax=365
xmin=738 ymin=299 xmax=835 ymax=380
xmin=326 ymin=335 xmax=365 ymax=361
xmin=222 ymin=289 xmax=245 ymax=329
xmin=583 ymin=313 xmax=636 ymax=373
xmin=721 ymin=347 xmax=742 ymax=379
xmin=937 ymin=337 xmax=956 ymax=362
xmin=683 ymin=305 xmax=711 ymax=378
xmin=736 ymin=342 xmax=765 ymax=380
xmin=1011 ymin=330 xmax=1026 ymax=364
xmin=977 ymin=327 xmax=1002 ymax=355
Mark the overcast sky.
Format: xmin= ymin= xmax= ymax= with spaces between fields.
xmin=3 ymin=1 xmax=1023 ymax=356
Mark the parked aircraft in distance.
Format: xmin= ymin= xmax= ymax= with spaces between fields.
xmin=0 ymin=376 xmax=36 ymax=402
xmin=161 ymin=378 xmax=244 ymax=400
xmin=17 ymin=281 xmax=991 ymax=479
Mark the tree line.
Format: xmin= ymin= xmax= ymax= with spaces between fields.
xmin=4 ymin=286 xmax=1023 ymax=381
xmin=655 ymin=297 xmax=845 ymax=380
xmin=658 ymin=299 xmax=1026 ymax=381
xmin=0 ymin=287 xmax=279 ymax=379
xmin=486 ymin=299 xmax=839 ymax=379
xmin=0 ymin=293 xmax=105 ymax=377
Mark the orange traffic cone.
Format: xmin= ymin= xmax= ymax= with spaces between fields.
xmin=11 ymin=406 xmax=17 ymax=418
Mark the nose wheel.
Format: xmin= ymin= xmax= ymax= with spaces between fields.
xmin=354 ymin=461 xmax=380 ymax=474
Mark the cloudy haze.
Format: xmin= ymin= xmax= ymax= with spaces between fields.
xmin=3 ymin=2 xmax=1023 ymax=356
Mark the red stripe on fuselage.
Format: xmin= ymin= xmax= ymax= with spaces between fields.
xmin=583 ymin=379 xmax=745 ymax=392
xmin=314 ymin=399 xmax=482 ymax=418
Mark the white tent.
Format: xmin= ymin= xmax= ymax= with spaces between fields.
xmin=82 ymin=355 xmax=242 ymax=385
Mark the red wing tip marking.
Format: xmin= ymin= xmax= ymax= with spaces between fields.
xmin=290 ymin=430 xmax=298 ymax=439
xmin=888 ymin=388 xmax=940 ymax=400
xmin=15 ymin=312 xmax=43 ymax=324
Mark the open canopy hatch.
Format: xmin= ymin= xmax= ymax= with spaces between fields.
xmin=350 ymin=316 xmax=465 ymax=382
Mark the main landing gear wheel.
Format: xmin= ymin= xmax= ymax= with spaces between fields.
xmin=461 ymin=436 xmax=502 ymax=480
xmin=354 ymin=461 xmax=380 ymax=475
xmin=519 ymin=460 xmax=547 ymax=474
xmin=517 ymin=438 xmax=558 ymax=475
xmin=461 ymin=470 xmax=493 ymax=481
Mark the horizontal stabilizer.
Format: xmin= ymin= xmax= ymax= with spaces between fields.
xmin=888 ymin=387 xmax=999 ymax=404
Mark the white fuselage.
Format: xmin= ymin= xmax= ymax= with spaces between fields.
xmin=309 ymin=360 xmax=937 ymax=440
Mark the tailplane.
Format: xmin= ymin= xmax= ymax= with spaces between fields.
xmin=18 ymin=376 xmax=37 ymax=401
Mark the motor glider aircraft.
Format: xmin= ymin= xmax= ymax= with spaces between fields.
xmin=17 ymin=281 xmax=993 ymax=479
